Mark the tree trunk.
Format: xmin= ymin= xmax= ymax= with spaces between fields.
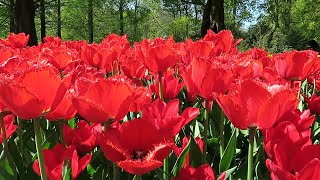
xmin=57 ymin=0 xmax=61 ymax=37
xmin=201 ymin=0 xmax=225 ymax=37
xmin=232 ymin=0 xmax=237 ymax=31
xmin=119 ymin=0 xmax=124 ymax=35
xmin=15 ymin=0 xmax=38 ymax=46
xmin=88 ymin=0 xmax=93 ymax=43
xmin=40 ymin=0 xmax=46 ymax=42
xmin=194 ymin=4 xmax=198 ymax=20
xmin=133 ymin=0 xmax=138 ymax=40
xmin=9 ymin=0 xmax=15 ymax=32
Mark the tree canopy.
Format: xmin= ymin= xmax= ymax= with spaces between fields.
xmin=0 ymin=0 xmax=319 ymax=52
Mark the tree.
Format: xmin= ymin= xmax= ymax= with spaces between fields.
xmin=57 ymin=0 xmax=61 ymax=37
xmin=201 ymin=0 xmax=225 ymax=36
xmin=119 ymin=0 xmax=124 ymax=35
xmin=40 ymin=0 xmax=46 ymax=42
xmin=15 ymin=0 xmax=38 ymax=46
xmin=9 ymin=0 xmax=14 ymax=32
xmin=88 ymin=0 xmax=93 ymax=43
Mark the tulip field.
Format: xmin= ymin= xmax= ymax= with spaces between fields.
xmin=0 ymin=31 xmax=320 ymax=180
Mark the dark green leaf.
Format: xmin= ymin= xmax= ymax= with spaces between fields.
xmin=189 ymin=136 xmax=203 ymax=168
xmin=219 ymin=128 xmax=236 ymax=173
xmin=0 ymin=151 xmax=17 ymax=180
xmin=171 ymin=138 xmax=191 ymax=177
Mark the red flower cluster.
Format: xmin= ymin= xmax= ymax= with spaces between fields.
xmin=263 ymin=109 xmax=318 ymax=179
xmin=0 ymin=30 xmax=319 ymax=179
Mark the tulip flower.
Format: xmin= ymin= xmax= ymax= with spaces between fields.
xmin=0 ymin=114 xmax=16 ymax=144
xmin=98 ymin=118 xmax=175 ymax=175
xmin=217 ymin=80 xmax=297 ymax=130
xmin=72 ymin=76 xmax=136 ymax=123
xmin=181 ymin=58 xmax=233 ymax=102
xmin=33 ymin=144 xmax=92 ymax=180
xmin=274 ymin=50 xmax=318 ymax=81
xmin=0 ymin=64 xmax=62 ymax=120
xmin=175 ymin=164 xmax=216 ymax=180
xmin=173 ymin=136 xmax=203 ymax=167
xmin=150 ymin=70 xmax=185 ymax=100
xmin=63 ymin=120 xmax=101 ymax=155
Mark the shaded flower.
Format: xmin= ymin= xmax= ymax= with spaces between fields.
xmin=150 ymin=70 xmax=185 ymax=100
xmin=0 ymin=114 xmax=17 ymax=144
xmin=141 ymin=99 xmax=199 ymax=137
xmin=63 ymin=120 xmax=101 ymax=155
xmin=173 ymin=136 xmax=203 ymax=167
xmin=304 ymin=94 xmax=320 ymax=115
xmin=175 ymin=164 xmax=215 ymax=180
xmin=33 ymin=144 xmax=92 ymax=180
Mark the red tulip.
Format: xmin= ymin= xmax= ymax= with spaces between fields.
xmin=66 ymin=145 xmax=92 ymax=179
xmin=0 ymin=33 xmax=29 ymax=48
xmin=129 ymin=86 xmax=153 ymax=112
xmin=304 ymin=94 xmax=320 ymax=115
xmin=150 ymin=70 xmax=185 ymax=100
xmin=120 ymin=48 xmax=146 ymax=80
xmin=217 ymin=80 xmax=297 ymax=129
xmin=41 ymin=49 xmax=73 ymax=70
xmin=267 ymin=145 xmax=320 ymax=180
xmin=0 ymin=114 xmax=17 ymax=144
xmin=181 ymin=58 xmax=233 ymax=101
xmin=274 ymin=50 xmax=318 ymax=80
xmin=45 ymin=90 xmax=76 ymax=121
xmin=0 ymin=65 xmax=62 ymax=119
xmin=173 ymin=136 xmax=203 ymax=167
xmin=202 ymin=30 xmax=240 ymax=55
xmin=63 ymin=120 xmax=101 ymax=155
xmin=140 ymin=37 xmax=180 ymax=73
xmin=141 ymin=99 xmax=200 ymax=137
xmin=98 ymin=118 xmax=174 ymax=175
xmin=100 ymin=34 xmax=130 ymax=58
xmin=33 ymin=144 xmax=92 ymax=180
xmin=176 ymin=164 xmax=215 ymax=180
xmin=33 ymin=144 xmax=66 ymax=180
xmin=72 ymin=76 xmax=136 ymax=123
xmin=0 ymin=49 xmax=13 ymax=64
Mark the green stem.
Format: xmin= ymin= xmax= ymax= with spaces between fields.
xmin=297 ymin=80 xmax=301 ymax=99
xmin=0 ymin=114 xmax=9 ymax=157
xmin=202 ymin=100 xmax=210 ymax=164
xmin=1 ymin=113 xmax=17 ymax=177
xmin=135 ymin=175 xmax=142 ymax=180
xmin=59 ymin=120 xmax=66 ymax=146
xmin=17 ymin=117 xmax=23 ymax=152
xmin=313 ymin=75 xmax=317 ymax=94
xmin=34 ymin=118 xmax=48 ymax=180
xmin=158 ymin=72 xmax=169 ymax=180
xmin=219 ymin=110 xmax=225 ymax=158
xmin=247 ymin=128 xmax=256 ymax=180
xmin=158 ymin=72 xmax=164 ymax=100
xmin=113 ymin=163 xmax=120 ymax=180
xmin=116 ymin=59 xmax=121 ymax=75
xmin=0 ymin=113 xmax=9 ymax=154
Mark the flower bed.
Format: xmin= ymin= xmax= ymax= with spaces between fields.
xmin=0 ymin=31 xmax=320 ymax=179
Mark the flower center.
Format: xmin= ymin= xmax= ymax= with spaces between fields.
xmin=132 ymin=150 xmax=147 ymax=160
